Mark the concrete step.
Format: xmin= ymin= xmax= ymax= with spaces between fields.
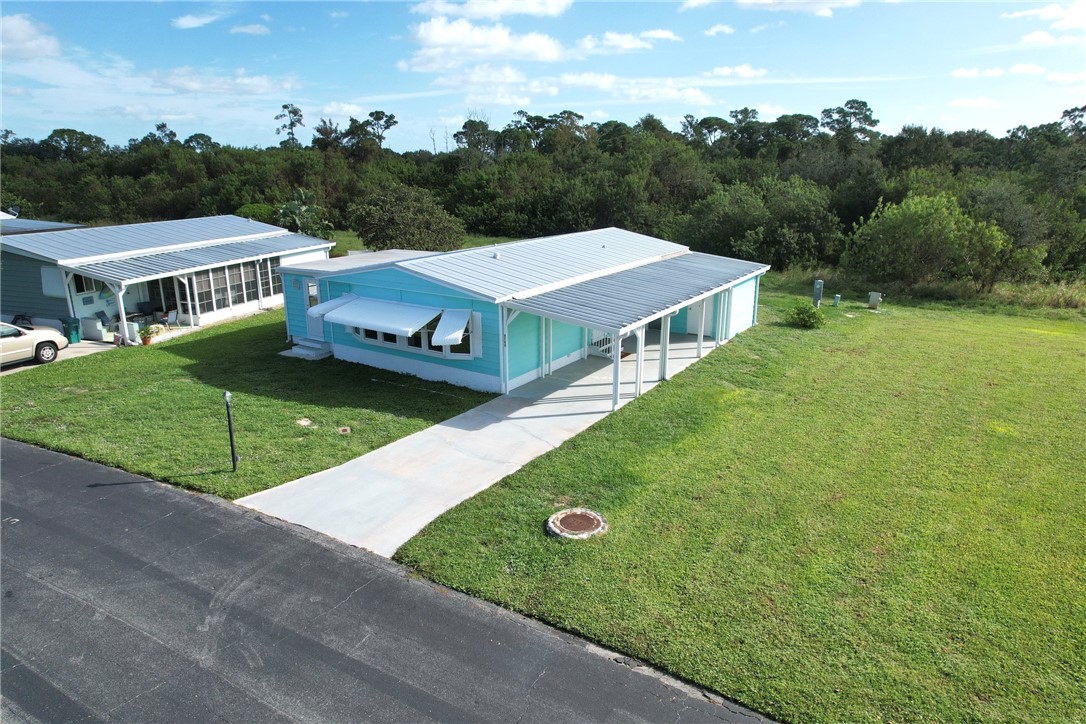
xmin=279 ymin=339 xmax=332 ymax=360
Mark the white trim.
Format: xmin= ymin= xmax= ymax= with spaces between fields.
xmin=507 ymin=366 xmax=543 ymax=392
xmin=332 ymin=343 xmax=501 ymax=393
xmin=549 ymin=348 xmax=583 ymax=375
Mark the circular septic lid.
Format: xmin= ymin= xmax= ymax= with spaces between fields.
xmin=547 ymin=508 xmax=608 ymax=539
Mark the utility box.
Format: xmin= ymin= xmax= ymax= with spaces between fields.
xmin=868 ymin=292 xmax=883 ymax=310
xmin=813 ymin=279 xmax=824 ymax=308
xmin=59 ymin=317 xmax=81 ymax=343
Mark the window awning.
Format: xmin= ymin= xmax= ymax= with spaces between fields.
xmin=324 ymin=298 xmax=441 ymax=336
xmin=307 ymin=293 xmax=357 ymax=318
xmin=431 ymin=309 xmax=471 ymax=346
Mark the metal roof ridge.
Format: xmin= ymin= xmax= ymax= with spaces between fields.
xmin=503 ymin=248 xmax=691 ymax=303
xmin=396 ymin=226 xmax=631 ymax=267
xmin=58 ymin=229 xmax=293 ymax=266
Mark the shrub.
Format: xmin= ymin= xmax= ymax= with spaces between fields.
xmin=787 ymin=301 xmax=827 ymax=329
xmin=235 ymin=203 xmax=277 ymax=225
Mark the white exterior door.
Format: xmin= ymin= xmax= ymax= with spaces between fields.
xmin=686 ymin=300 xmax=705 ymax=336
xmin=304 ymin=280 xmax=324 ymax=340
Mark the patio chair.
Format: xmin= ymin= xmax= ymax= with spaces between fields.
xmin=160 ymin=309 xmax=178 ymax=330
xmin=94 ymin=310 xmax=118 ymax=331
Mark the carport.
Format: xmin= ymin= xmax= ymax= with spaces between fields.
xmin=504 ymin=252 xmax=768 ymax=410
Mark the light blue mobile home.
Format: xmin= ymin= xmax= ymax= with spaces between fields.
xmin=280 ymin=229 xmax=769 ymax=408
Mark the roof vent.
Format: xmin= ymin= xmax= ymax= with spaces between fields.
xmin=493 ymin=252 xmax=501 ymax=259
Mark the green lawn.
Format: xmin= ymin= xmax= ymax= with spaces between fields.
xmin=397 ymin=286 xmax=1086 ymax=722
xmin=0 ymin=310 xmax=492 ymax=499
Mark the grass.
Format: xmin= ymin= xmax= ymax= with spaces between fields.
xmin=461 ymin=233 xmax=517 ymax=249
xmin=0 ymin=310 xmax=493 ymax=499
xmin=397 ymin=281 xmax=1086 ymax=722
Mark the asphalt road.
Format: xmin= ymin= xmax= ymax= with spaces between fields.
xmin=0 ymin=439 xmax=768 ymax=723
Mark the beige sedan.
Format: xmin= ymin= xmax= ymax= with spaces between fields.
xmin=0 ymin=322 xmax=69 ymax=365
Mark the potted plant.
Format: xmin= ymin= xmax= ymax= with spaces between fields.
xmin=138 ymin=324 xmax=164 ymax=346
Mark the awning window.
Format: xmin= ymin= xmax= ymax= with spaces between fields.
xmin=431 ymin=309 xmax=472 ymax=346
xmin=306 ymin=293 xmax=357 ymax=318
xmin=324 ymin=298 xmax=441 ymax=336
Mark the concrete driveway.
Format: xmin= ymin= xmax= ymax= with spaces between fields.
xmin=1 ymin=439 xmax=766 ymax=723
xmin=238 ymin=333 xmax=709 ymax=557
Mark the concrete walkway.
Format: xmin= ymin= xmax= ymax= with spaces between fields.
xmin=238 ymin=332 xmax=715 ymax=557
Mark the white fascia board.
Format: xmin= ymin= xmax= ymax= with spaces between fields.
xmin=496 ymin=249 xmax=688 ymax=303
xmin=616 ymin=266 xmax=770 ymax=336
xmin=56 ymin=230 xmax=294 ymax=267
xmin=61 ymin=243 xmax=333 ymax=287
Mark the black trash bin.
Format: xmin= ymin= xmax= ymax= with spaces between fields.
xmin=59 ymin=317 xmax=81 ymax=344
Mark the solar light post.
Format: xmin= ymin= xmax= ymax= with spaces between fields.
xmin=223 ymin=391 xmax=239 ymax=472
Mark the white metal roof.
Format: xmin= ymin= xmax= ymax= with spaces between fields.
xmin=505 ymin=252 xmax=770 ymax=335
xmin=67 ymin=234 xmax=333 ymax=286
xmin=397 ymin=228 xmax=687 ymax=302
xmin=279 ymin=250 xmax=440 ymax=278
xmin=0 ymin=218 xmax=84 ymax=236
xmin=0 ymin=215 xmax=286 ymax=263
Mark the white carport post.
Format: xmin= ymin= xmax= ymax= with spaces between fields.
xmin=107 ymin=282 xmax=131 ymax=344
xmin=634 ymin=326 xmax=646 ymax=397
xmin=61 ymin=272 xmax=76 ymax=317
xmin=611 ymin=332 xmax=622 ymax=411
xmin=697 ymin=300 xmax=707 ymax=358
xmin=658 ymin=313 xmax=672 ymax=382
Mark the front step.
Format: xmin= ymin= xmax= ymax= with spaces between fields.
xmin=280 ymin=338 xmax=332 ymax=360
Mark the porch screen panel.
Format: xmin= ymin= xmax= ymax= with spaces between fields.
xmin=195 ymin=271 xmax=214 ymax=313
xmin=212 ymin=268 xmax=229 ymax=309
xmin=229 ymin=264 xmax=245 ymax=305
xmin=242 ymin=262 xmax=258 ymax=301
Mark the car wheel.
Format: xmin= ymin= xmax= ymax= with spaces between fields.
xmin=35 ymin=342 xmax=58 ymax=364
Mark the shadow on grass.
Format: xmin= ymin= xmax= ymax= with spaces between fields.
xmin=157 ymin=315 xmax=494 ymax=424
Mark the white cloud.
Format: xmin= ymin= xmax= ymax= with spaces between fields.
xmin=328 ymin=11 xmax=349 ymax=19
xmin=709 ymin=64 xmax=768 ymax=78
xmin=680 ymin=0 xmax=715 ymax=9
xmin=950 ymin=97 xmax=1003 ymax=109
xmin=323 ymin=102 xmax=365 ymax=116
xmin=951 ymin=67 xmax=1005 ymax=78
xmin=1002 ymin=2 xmax=1086 ymax=31
xmin=705 ymin=24 xmax=736 ymax=35
xmin=1047 ymin=69 xmax=1086 ymax=83
xmin=750 ymin=21 xmax=784 ymax=32
xmin=600 ymin=32 xmax=652 ymax=50
xmin=560 ymin=72 xmax=619 ymax=90
xmin=1010 ymin=63 xmax=1046 ymax=75
xmin=230 ymin=24 xmax=270 ymax=36
xmin=1 ymin=14 xmax=61 ymax=59
xmin=737 ymin=0 xmax=861 ymax=17
xmin=1021 ymin=29 xmax=1080 ymax=45
xmin=641 ymin=29 xmax=683 ymax=41
xmin=403 ymin=17 xmax=564 ymax=71
xmin=260 ymin=14 xmax=273 ymax=22
xmin=171 ymin=13 xmax=227 ymax=30
xmin=757 ymin=103 xmax=787 ymax=117
xmin=410 ymin=0 xmax=573 ymax=20
xmin=155 ymin=67 xmax=299 ymax=96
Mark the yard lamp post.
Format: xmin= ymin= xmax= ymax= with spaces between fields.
xmin=223 ymin=391 xmax=239 ymax=472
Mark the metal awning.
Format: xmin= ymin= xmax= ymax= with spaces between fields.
xmin=306 ymin=293 xmax=357 ymax=318
xmin=505 ymin=252 xmax=769 ymax=335
xmin=64 ymin=234 xmax=334 ymax=286
xmin=324 ymin=298 xmax=441 ymax=336
xmin=431 ymin=309 xmax=471 ymax=346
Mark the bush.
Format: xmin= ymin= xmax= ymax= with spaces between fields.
xmin=348 ymin=185 xmax=464 ymax=252
xmin=235 ymin=203 xmax=277 ymax=225
xmin=787 ymin=301 xmax=827 ymax=329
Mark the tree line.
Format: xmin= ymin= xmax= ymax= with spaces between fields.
xmin=2 ymin=100 xmax=1084 ymax=289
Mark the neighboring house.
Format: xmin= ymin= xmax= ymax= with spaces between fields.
xmin=0 ymin=215 xmax=333 ymax=342
xmin=281 ymin=228 xmax=769 ymax=408
xmin=0 ymin=217 xmax=84 ymax=235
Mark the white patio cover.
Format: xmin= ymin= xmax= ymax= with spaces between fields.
xmin=431 ymin=309 xmax=471 ymax=346
xmin=324 ymin=297 xmax=441 ymax=336
xmin=306 ymin=293 xmax=357 ymax=318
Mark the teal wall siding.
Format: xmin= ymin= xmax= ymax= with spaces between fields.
xmin=281 ymin=272 xmax=310 ymax=339
xmin=551 ymin=320 xmax=583 ymax=360
xmin=324 ymin=266 xmax=501 ymax=379
xmin=673 ymin=306 xmax=688 ymax=330
xmin=0 ymin=252 xmax=69 ymax=320
xmin=508 ymin=313 xmax=541 ymax=379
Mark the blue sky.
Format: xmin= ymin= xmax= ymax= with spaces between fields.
xmin=2 ymin=1 xmax=1083 ymax=152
